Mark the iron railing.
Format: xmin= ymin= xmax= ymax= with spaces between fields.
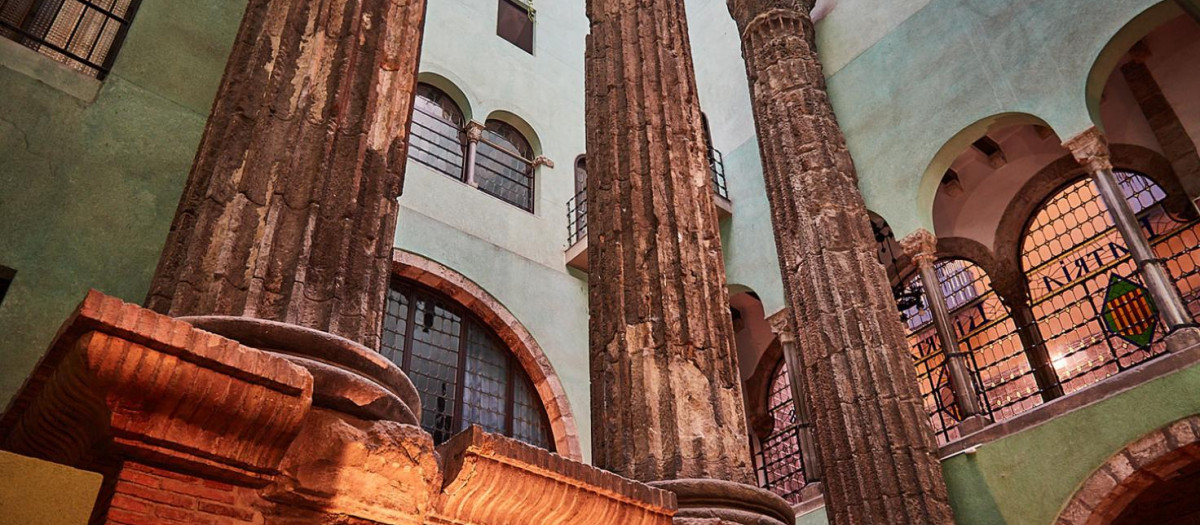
xmin=409 ymin=105 xmax=467 ymax=181
xmin=476 ymin=137 xmax=535 ymax=212
xmin=567 ymin=189 xmax=587 ymax=246
xmin=0 ymin=0 xmax=141 ymax=78
xmin=566 ymin=147 xmax=730 ymax=247
xmin=904 ymin=172 xmax=1200 ymax=445
xmin=710 ymin=146 xmax=729 ymax=201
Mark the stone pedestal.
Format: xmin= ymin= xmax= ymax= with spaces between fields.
xmin=649 ymin=479 xmax=794 ymax=525
xmin=1 ymin=292 xmax=682 ymax=524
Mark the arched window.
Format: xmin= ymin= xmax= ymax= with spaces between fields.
xmin=900 ymin=259 xmax=1036 ymax=443
xmin=409 ymin=83 xmax=467 ymax=180
xmin=752 ymin=361 xmax=808 ymax=504
xmin=1020 ymin=171 xmax=1199 ymax=395
xmin=475 ymin=119 xmax=536 ymax=211
xmin=380 ymin=279 xmax=553 ymax=450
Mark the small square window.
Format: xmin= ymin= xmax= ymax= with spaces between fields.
xmin=497 ymin=0 xmax=534 ymax=54
xmin=0 ymin=266 xmax=14 ymax=308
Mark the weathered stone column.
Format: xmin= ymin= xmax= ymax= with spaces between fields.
xmin=585 ymin=0 xmax=753 ymax=485
xmin=1121 ymin=42 xmax=1200 ymax=205
xmin=726 ymin=1 xmax=956 ymax=523
xmin=586 ymin=2 xmax=795 ymax=523
xmin=464 ymin=121 xmax=484 ymax=187
xmin=1065 ymin=128 xmax=1200 ymax=352
xmin=900 ymin=230 xmax=990 ymax=434
xmin=145 ymin=0 xmax=429 ymax=350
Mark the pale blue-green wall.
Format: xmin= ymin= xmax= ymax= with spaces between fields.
xmin=397 ymin=0 xmax=594 ymax=460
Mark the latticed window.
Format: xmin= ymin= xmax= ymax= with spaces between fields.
xmin=475 ymin=119 xmax=535 ymax=211
xmin=901 ymin=259 xmax=1036 ymax=443
xmin=0 ymin=0 xmax=140 ymax=78
xmin=1020 ymin=171 xmax=1199 ymax=396
xmin=409 ymin=83 xmax=467 ymax=180
xmin=752 ymin=361 xmax=808 ymax=504
xmin=380 ymin=280 xmax=553 ymax=449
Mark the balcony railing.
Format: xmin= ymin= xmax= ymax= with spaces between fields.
xmin=567 ymin=147 xmax=729 ymax=248
xmin=710 ymin=147 xmax=729 ymax=201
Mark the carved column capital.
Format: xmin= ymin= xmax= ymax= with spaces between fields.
xmin=465 ymin=121 xmax=486 ymax=143
xmin=1063 ymin=127 xmax=1114 ymax=173
xmin=728 ymin=0 xmax=814 ymax=37
xmin=533 ymin=155 xmax=555 ymax=169
xmin=899 ymin=229 xmax=939 ymax=268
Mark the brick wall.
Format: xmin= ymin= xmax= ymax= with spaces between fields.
xmin=101 ymin=463 xmax=259 ymax=525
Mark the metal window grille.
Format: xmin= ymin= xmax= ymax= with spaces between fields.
xmin=1019 ymin=173 xmax=1182 ymax=397
xmin=709 ymin=146 xmax=729 ymax=200
xmin=900 ymin=172 xmax=1200 ymax=444
xmin=0 ymin=0 xmax=140 ymax=78
xmin=565 ymin=150 xmax=730 ymax=247
xmin=380 ymin=280 xmax=553 ymax=449
xmin=903 ymin=259 xmax=1041 ymax=444
xmin=752 ymin=362 xmax=809 ymax=504
xmin=409 ymin=84 xmax=467 ymax=180
xmin=475 ymin=121 xmax=535 ymax=212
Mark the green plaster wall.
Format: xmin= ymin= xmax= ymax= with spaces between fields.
xmin=942 ymin=359 xmax=1200 ymax=525
xmin=825 ymin=0 xmax=1174 ymax=238
xmin=0 ymin=0 xmax=247 ymax=407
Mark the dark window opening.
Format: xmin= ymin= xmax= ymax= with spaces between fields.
xmin=0 ymin=266 xmax=13 ymax=307
xmin=496 ymin=0 xmax=533 ymax=54
xmin=380 ymin=279 xmax=553 ymax=449
xmin=0 ymin=0 xmax=142 ymax=78
xmin=475 ymin=119 xmax=535 ymax=211
xmin=409 ymin=83 xmax=467 ymax=180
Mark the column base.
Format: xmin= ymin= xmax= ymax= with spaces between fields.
xmin=958 ymin=414 xmax=993 ymax=435
xmin=648 ymin=479 xmax=795 ymax=525
xmin=1166 ymin=326 xmax=1200 ymax=353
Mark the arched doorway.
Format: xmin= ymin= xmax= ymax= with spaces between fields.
xmin=1058 ymin=415 xmax=1200 ymax=525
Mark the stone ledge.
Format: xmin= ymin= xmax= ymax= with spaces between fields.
xmin=0 ymin=291 xmax=313 ymax=484
xmin=941 ymin=339 xmax=1200 ymax=459
xmin=433 ymin=426 xmax=676 ymax=524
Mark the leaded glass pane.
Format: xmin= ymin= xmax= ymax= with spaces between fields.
xmin=408 ymin=295 xmax=463 ymax=444
xmin=475 ymin=120 xmax=534 ymax=211
xmin=380 ymin=287 xmax=410 ymax=364
xmin=512 ymin=372 xmax=550 ymax=449
xmin=463 ymin=323 xmax=509 ymax=435
xmin=409 ymin=84 xmax=466 ymax=180
xmin=753 ymin=363 xmax=807 ymax=504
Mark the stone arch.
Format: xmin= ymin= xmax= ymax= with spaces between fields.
xmin=743 ymin=336 xmax=783 ymax=440
xmin=416 ymin=71 xmax=474 ymax=122
xmin=916 ymin=113 xmax=1055 ymax=233
xmin=1084 ymin=1 xmax=1184 ymax=132
xmin=484 ymin=110 xmax=543 ymax=157
xmin=391 ymin=249 xmax=582 ymax=460
xmin=992 ymin=144 xmax=1190 ymax=281
xmin=1056 ymin=415 xmax=1200 ymax=525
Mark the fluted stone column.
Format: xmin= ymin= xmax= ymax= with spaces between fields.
xmin=726 ymin=1 xmax=955 ymax=523
xmin=146 ymin=0 xmax=429 ymax=350
xmin=585 ymin=0 xmax=752 ymax=487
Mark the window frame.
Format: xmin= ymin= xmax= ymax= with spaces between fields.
xmin=382 ymin=279 xmax=554 ymax=450
xmin=409 ymin=83 xmax=468 ymax=181
xmin=474 ymin=119 xmax=536 ymax=212
xmin=0 ymin=0 xmax=144 ymax=78
xmin=495 ymin=0 xmax=534 ymax=54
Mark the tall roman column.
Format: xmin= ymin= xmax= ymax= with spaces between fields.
xmin=1121 ymin=42 xmax=1200 ymax=204
xmin=585 ymin=0 xmax=756 ymax=490
xmin=726 ymin=1 xmax=956 ymax=523
xmin=146 ymin=0 xmax=428 ymax=350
